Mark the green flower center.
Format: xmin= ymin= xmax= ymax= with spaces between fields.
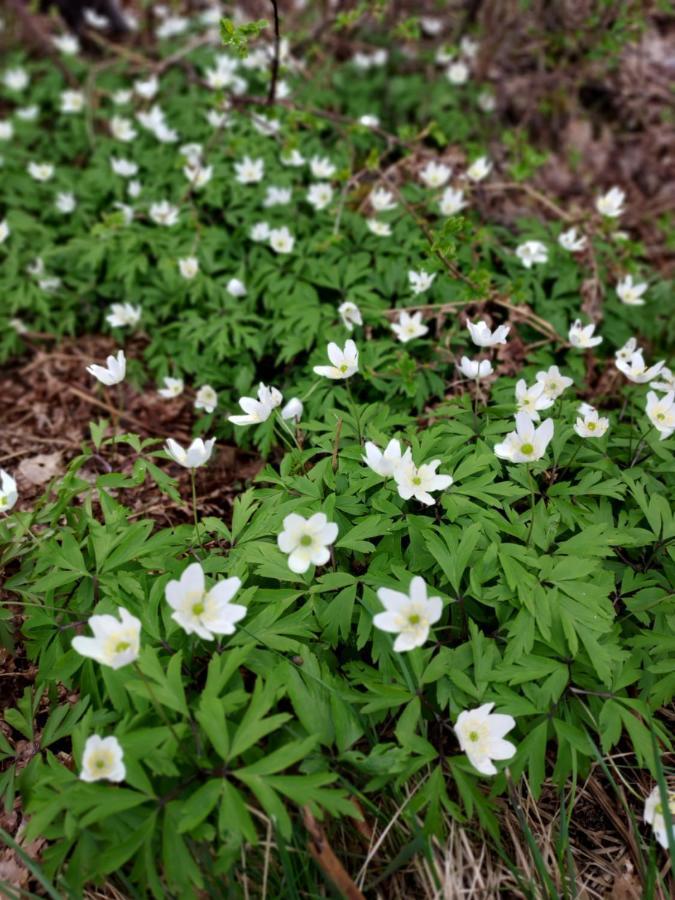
xmin=300 ymin=534 xmax=313 ymax=547
xmin=96 ymin=759 xmax=106 ymax=769
xmin=408 ymin=614 xmax=421 ymax=625
xmin=587 ymin=422 xmax=596 ymax=430
xmin=412 ymin=476 xmax=422 ymax=485
xmin=657 ymin=413 xmax=665 ymax=421
xmin=339 ymin=364 xmax=348 ymax=372
xmin=469 ymin=731 xmax=479 ymax=742
xmin=192 ymin=602 xmax=205 ymax=616
xmin=115 ymin=641 xmax=130 ymax=653
xmin=520 ymin=443 xmax=534 ymax=455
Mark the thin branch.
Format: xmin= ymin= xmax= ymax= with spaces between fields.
xmin=267 ymin=0 xmax=281 ymax=105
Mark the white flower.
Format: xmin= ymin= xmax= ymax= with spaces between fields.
xmin=227 ymin=277 xmax=246 ymax=297
xmin=455 ymin=703 xmax=516 ymax=775
xmin=535 ymin=365 xmax=573 ymax=400
xmin=439 ymin=186 xmax=467 ymax=215
xmin=250 ymin=221 xmax=270 ymax=242
xmin=55 ymin=192 xmax=76 ymax=213
xmin=421 ymin=16 xmax=443 ymax=35
xmin=80 ymin=735 xmax=125 ymax=783
xmin=332 ymin=298 xmax=361 ymax=333
xmin=616 ymin=351 xmax=664 ymax=384
xmin=420 ymin=161 xmax=451 ymax=188
xmin=228 ymin=383 xmax=282 ymax=426
xmin=373 ymin=576 xmax=443 ymax=652
xmin=165 ymin=562 xmax=245 ymax=640
xmin=72 ymin=607 xmax=141 ymax=669
xmin=9 ymin=318 xmax=25 ymax=334
xmin=460 ymin=36 xmax=479 ymax=59
xmin=112 ymin=89 xmax=132 ymax=105
xmin=615 ymin=337 xmax=638 ymax=363
xmin=26 ymin=257 xmax=44 ymax=277
xmin=366 ymin=218 xmax=391 ymax=237
xmin=516 ymin=240 xmax=548 ymax=268
xmin=558 ymin=227 xmax=587 ymax=252
xmin=269 ymin=226 xmax=295 ymax=254
xmin=83 ymin=8 xmax=108 ymax=27
xmin=569 ymin=319 xmax=602 ymax=349
xmin=206 ymin=109 xmax=230 ymax=129
xmin=477 ymin=90 xmax=496 ymax=112
xmin=494 ymin=412 xmax=554 ymax=463
xmin=16 ymin=105 xmax=38 ymax=122
xmin=106 ymin=303 xmax=141 ymax=328
xmin=252 ymin=113 xmax=279 ymax=136
xmin=280 ymin=149 xmax=305 ymax=167
xmin=110 ymin=116 xmax=137 ymax=142
xmin=149 ymin=201 xmax=179 ymax=226
xmin=281 ymin=397 xmax=303 ymax=422
xmin=408 ymin=270 xmax=436 ymax=295
xmin=391 ymin=311 xmax=428 ymax=343
xmin=263 ymin=185 xmax=292 ymax=207
xmin=183 ymin=163 xmax=212 ymax=189
xmin=128 ymin=180 xmax=141 ymax=198
xmin=38 ymin=276 xmax=61 ymax=293
xmin=178 ymin=256 xmax=199 ymax=279
xmin=467 ymin=320 xmax=509 ymax=347
xmin=3 ymin=67 xmax=29 ymax=91
xmin=310 ymin=156 xmax=336 ymax=179
xmin=86 ymin=350 xmax=126 ymax=386
xmin=164 ymin=437 xmax=216 ymax=469
xmin=651 ymin=368 xmax=675 ymax=393
xmin=644 ymin=785 xmax=675 ymax=849
xmin=646 ymin=391 xmax=675 ymax=440
xmin=134 ymin=74 xmax=159 ymax=99
xmin=0 ymin=469 xmax=18 ymax=513
xmin=574 ymin=404 xmax=609 ymax=438
xmin=515 ymin=379 xmax=554 ymax=420
xmin=60 ymin=90 xmax=85 ymax=113
xmin=234 ymin=156 xmax=264 ymax=184
xmin=466 ymin=156 xmax=492 ymax=182
xmin=457 ymin=356 xmax=493 ymax=379
xmin=446 ymin=61 xmax=469 ymax=84
xmin=596 ymin=186 xmax=625 ymax=218
xmin=110 ymin=157 xmax=138 ymax=177
xmin=158 ymin=376 xmax=184 ymax=399
xmin=370 ymin=187 xmax=397 ymax=212
xmin=195 ymin=385 xmax=218 ymax=414
xmin=394 ymin=459 xmax=453 ymax=506
xmin=53 ymin=33 xmax=80 ymax=55
xmin=156 ymin=14 xmax=189 ymax=38
xmin=359 ymin=114 xmax=380 ymax=128
xmin=27 ymin=162 xmax=54 ymax=182
xmin=307 ymin=182 xmax=333 ymax=210
xmin=616 ymin=274 xmax=647 ymax=306
xmin=0 ymin=120 xmax=13 ymax=141
xmin=363 ymin=439 xmax=411 ymax=478
xmin=314 ymin=340 xmax=359 ymax=379
xmin=277 ymin=513 xmax=338 ymax=574
xmin=179 ymin=142 xmax=203 ymax=166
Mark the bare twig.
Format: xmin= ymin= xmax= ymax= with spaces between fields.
xmin=267 ymin=0 xmax=281 ymax=105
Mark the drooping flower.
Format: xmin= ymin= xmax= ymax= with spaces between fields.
xmin=281 ymin=397 xmax=303 ymax=422
xmin=455 ymin=703 xmax=517 ymax=775
xmin=644 ymin=785 xmax=675 ymax=849
xmin=646 ymin=391 xmax=675 ymax=440
xmin=277 ymin=513 xmax=338 ymax=573
xmin=457 ymin=356 xmax=493 ymax=379
xmin=106 ymin=303 xmax=141 ymax=328
xmin=616 ymin=274 xmax=647 ymax=306
xmin=515 ymin=380 xmax=554 ymax=420
xmin=313 ymin=340 xmax=359 ymax=379
xmin=408 ymin=270 xmax=436 ymax=295
xmin=516 ymin=240 xmax=548 ymax=268
xmin=439 ymin=186 xmax=467 ymax=215
xmin=338 ymin=301 xmax=362 ymax=332
xmin=72 ymin=607 xmax=141 ymax=669
xmin=80 ymin=735 xmax=125 ymax=783
xmin=164 ymin=437 xmax=215 ymax=468
xmin=616 ymin=351 xmax=664 ymax=384
xmin=0 ymin=469 xmax=18 ymax=513
xmin=178 ymin=256 xmax=199 ymax=279
xmin=595 ymin=186 xmax=625 ymax=218
xmin=165 ymin=562 xmax=245 ymax=640
xmin=268 ymin=226 xmax=294 ymax=254
xmin=569 ymin=319 xmax=602 ymax=349
xmin=86 ymin=350 xmax=126 ymax=386
xmin=574 ymin=404 xmax=609 ymax=438
xmin=394 ymin=458 xmax=453 ymax=506
xmin=494 ymin=412 xmax=554 ymax=463
xmin=194 ymin=385 xmax=218 ymax=414
xmin=558 ymin=227 xmax=587 ymax=252
xmin=363 ymin=439 xmax=411 ymax=478
xmin=535 ymin=365 xmax=573 ymax=400
xmin=228 ymin=383 xmax=282 ymax=426
xmin=420 ymin=161 xmax=451 ymax=188
xmin=467 ymin=320 xmax=509 ymax=347
xmin=158 ymin=376 xmax=184 ymax=399
xmin=466 ymin=156 xmax=492 ymax=182
xmin=391 ymin=311 xmax=428 ymax=343
xmin=373 ymin=576 xmax=443 ymax=651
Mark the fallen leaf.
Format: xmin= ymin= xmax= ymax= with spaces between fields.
xmin=17 ymin=452 xmax=62 ymax=486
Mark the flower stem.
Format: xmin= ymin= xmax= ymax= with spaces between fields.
xmin=190 ymin=469 xmax=204 ymax=555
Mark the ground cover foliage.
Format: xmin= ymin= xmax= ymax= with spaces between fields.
xmin=0 ymin=1 xmax=674 ymax=897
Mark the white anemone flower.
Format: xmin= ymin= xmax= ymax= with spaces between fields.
xmin=60 ymin=90 xmax=85 ymax=113
xmin=110 ymin=116 xmax=137 ymax=142
xmin=569 ymin=319 xmax=602 ymax=349
xmin=263 ymin=185 xmax=292 ymax=207
xmin=164 ymin=437 xmax=216 ymax=469
xmin=110 ymin=157 xmax=138 ymax=177
xmin=616 ymin=351 xmax=664 ymax=384
xmin=457 ymin=357 xmax=493 ymax=379
xmin=373 ymin=576 xmax=443 ymax=651
xmin=27 ymin=162 xmax=54 ymax=182
xmin=391 ymin=311 xmax=428 ymax=343
xmin=309 ymin=156 xmax=336 ymax=179
xmin=516 ymin=240 xmax=548 ymax=268
xmin=366 ymin=218 xmax=392 ymax=237
xmin=0 ymin=220 xmax=9 ymax=243
xmin=534 ymin=366 xmax=573 ymax=400
xmin=363 ymin=439 xmax=411 ymax=478
xmin=165 ymin=562 xmax=245 ymax=640
xmin=558 ymin=227 xmax=587 ymax=252
xmin=234 ymin=156 xmax=264 ymax=184
xmin=0 ymin=469 xmax=18 ymax=513
xmin=515 ymin=380 xmax=554 ymax=420
xmin=228 ymin=383 xmax=282 ymax=426
xmin=195 ymin=385 xmax=218 ymax=414
xmin=106 ymin=303 xmax=141 ymax=328
xmin=80 ymin=736 xmax=125 ymax=783
xmin=149 ymin=201 xmax=179 ymax=226
xmin=313 ymin=340 xmax=359 ymax=379
xmin=307 ymin=182 xmax=333 ymax=210
xmin=227 ymin=278 xmax=246 ymax=297
xmin=338 ymin=301 xmax=362 ymax=331
xmin=455 ymin=703 xmax=517 ymax=775
xmin=158 ymin=377 xmax=184 ymax=399
xmin=420 ymin=161 xmax=451 ymax=188
xmin=644 ymin=785 xmax=675 ymax=849
xmin=408 ymin=270 xmax=436 ymax=295
xmin=466 ymin=156 xmax=492 ymax=182
xmin=494 ymin=412 xmax=554 ymax=463
xmin=595 ymin=186 xmax=625 ymax=218
xmin=446 ymin=61 xmax=469 ymax=84
xmin=277 ymin=513 xmax=338 ymax=574
xmin=370 ymin=187 xmax=397 ymax=212
xmin=616 ymin=274 xmax=647 ymax=306
xmin=178 ymin=256 xmax=199 ymax=279
xmin=467 ymin=320 xmax=509 ymax=347
xmin=439 ymin=186 xmax=467 ymax=215
xmin=574 ymin=404 xmax=609 ymax=438
xmin=55 ymin=192 xmax=76 ymax=213
xmin=250 ymin=221 xmax=270 ymax=242
xmin=394 ymin=459 xmax=453 ymax=506
xmin=72 ymin=607 xmax=141 ymax=669
xmin=86 ymin=350 xmax=126 ymax=385
xmin=651 ymin=368 xmax=675 ymax=393
xmin=269 ymin=226 xmax=295 ymax=254
xmin=646 ymin=391 xmax=675 ymax=440
xmin=281 ymin=397 xmax=303 ymax=422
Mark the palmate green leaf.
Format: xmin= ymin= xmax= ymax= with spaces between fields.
xmin=178 ymin=779 xmax=224 ymax=833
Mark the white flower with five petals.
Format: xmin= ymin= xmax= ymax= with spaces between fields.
xmin=455 ymin=703 xmax=516 ymax=775
xmin=277 ymin=513 xmax=338 ymax=573
xmin=72 ymin=607 xmax=140 ymax=669
xmin=313 ymin=340 xmax=358 ymax=379
xmin=228 ymin=383 xmax=282 ymax=426
xmin=164 ymin=437 xmax=215 ymax=469
xmin=394 ymin=459 xmax=453 ymax=505
xmin=373 ymin=577 xmax=443 ymax=651
xmin=165 ymin=562 xmax=245 ymax=640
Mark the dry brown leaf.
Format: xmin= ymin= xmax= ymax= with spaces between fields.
xmin=17 ymin=452 xmax=62 ymax=486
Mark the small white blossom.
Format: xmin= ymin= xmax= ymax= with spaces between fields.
xmin=516 ymin=240 xmax=548 ymax=268
xmin=363 ymin=439 xmax=411 ymax=478
xmin=314 ymin=340 xmax=358 ymax=379
xmin=149 ymin=201 xmax=179 ymax=226
xmin=178 ymin=256 xmax=199 ymax=279
xmin=53 ymin=33 xmax=80 ymax=55
xmin=358 ymin=113 xmax=380 ymax=128
xmin=280 ymin=149 xmax=305 ymax=167
xmin=228 ymin=383 xmax=282 ymax=426
xmin=616 ymin=274 xmax=647 ymax=306
xmin=55 ymin=192 xmax=76 ymax=214
xmin=0 ymin=469 xmax=18 ymax=513
xmin=574 ymin=404 xmax=609 ymax=438
xmin=250 ymin=221 xmax=270 ymax=242
xmin=72 ymin=607 xmax=140 ymax=669
xmin=391 ymin=311 xmax=428 ymax=343
xmin=0 ymin=219 xmax=10 ymax=243
xmin=651 ymin=368 xmax=675 ymax=393
xmin=277 ymin=513 xmax=338 ymax=574
xmin=195 ymin=385 xmax=218 ymax=413
xmin=134 ymin=74 xmax=159 ymax=99
xmin=338 ymin=301 xmax=362 ymax=331
xmin=234 ymin=156 xmax=264 ymax=184
xmin=60 ymin=90 xmax=85 ymax=113
xmin=535 ymin=365 xmax=573 ymax=400
xmin=420 ymin=161 xmax=451 ymax=188
xmin=106 ymin=303 xmax=140 ymax=328
xmin=183 ymin=163 xmax=212 ymax=189
xmin=86 ymin=350 xmax=126 ymax=386
xmin=281 ymin=397 xmax=303 ymax=422
xmin=494 ymin=412 xmax=554 ymax=463
xmin=646 ymin=391 xmax=675 ymax=441
xmin=27 ymin=162 xmax=54 ymax=182
xmin=227 ymin=277 xmax=246 ymax=297
xmin=373 ymin=576 xmax=443 ymax=652
xmin=466 ymin=156 xmax=492 ymax=182
xmin=110 ymin=116 xmax=137 ymax=142
xmin=569 ymin=319 xmax=602 ymax=349
xmin=263 ymin=185 xmax=292 ymax=207
xmin=477 ymin=90 xmax=496 ymax=112
xmin=455 ymin=703 xmax=516 ymax=776
xmin=394 ymin=458 xmax=453 ymax=506
xmin=165 ymin=562 xmax=245 ymax=640
xmin=644 ymin=786 xmax=675 ymax=849
xmin=310 ymin=155 xmax=336 ymax=179
xmin=307 ymin=182 xmax=333 ymax=210
xmin=370 ymin=187 xmax=397 ymax=212
xmin=515 ymin=379 xmax=554 ymax=420
xmin=446 ymin=61 xmax=469 ymax=84
xmin=439 ymin=186 xmax=467 ymax=215
xmin=457 ymin=356 xmax=493 ymax=379
xmin=0 ymin=120 xmax=13 ymax=141
xmin=616 ymin=351 xmax=664 ymax=384
xmin=615 ymin=337 xmax=639 ymax=364
xmin=164 ymin=437 xmax=216 ymax=469
xmin=269 ymin=226 xmax=295 ymax=254
xmin=558 ymin=227 xmax=587 ymax=252
xmin=158 ymin=376 xmax=184 ymax=399
xmin=596 ymin=186 xmax=625 ymax=218
xmin=16 ymin=105 xmax=39 ymax=122
xmin=3 ymin=67 xmax=29 ymax=91
xmin=80 ymin=736 xmax=125 ymax=783
xmin=110 ymin=157 xmax=138 ymax=177
xmin=467 ymin=320 xmax=509 ymax=347
xmin=366 ymin=218 xmax=392 ymax=237
xmin=408 ymin=270 xmax=436 ymax=295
